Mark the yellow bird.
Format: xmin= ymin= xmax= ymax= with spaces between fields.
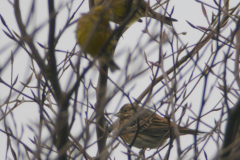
xmin=94 ymin=0 xmax=177 ymax=26
xmin=76 ymin=5 xmax=119 ymax=72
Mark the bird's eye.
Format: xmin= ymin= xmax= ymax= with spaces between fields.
xmin=124 ymin=110 xmax=127 ymax=112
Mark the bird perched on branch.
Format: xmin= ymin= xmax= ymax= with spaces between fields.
xmin=94 ymin=0 xmax=177 ymax=26
xmin=76 ymin=5 xmax=119 ymax=72
xmin=115 ymin=104 xmax=205 ymax=149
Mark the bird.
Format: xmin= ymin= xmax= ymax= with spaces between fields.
xmin=115 ymin=104 xmax=205 ymax=149
xmin=94 ymin=0 xmax=177 ymax=27
xmin=76 ymin=5 xmax=119 ymax=72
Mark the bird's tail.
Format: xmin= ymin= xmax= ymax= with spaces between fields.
xmin=150 ymin=12 xmax=177 ymax=26
xmin=179 ymin=127 xmax=206 ymax=135
xmin=109 ymin=60 xmax=120 ymax=72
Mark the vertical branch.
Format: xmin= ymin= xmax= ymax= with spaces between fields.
xmin=234 ymin=21 xmax=240 ymax=88
xmin=47 ymin=0 xmax=61 ymax=98
xmin=94 ymin=0 xmax=133 ymax=157
xmin=55 ymin=94 xmax=69 ymax=160
xmin=47 ymin=1 xmax=68 ymax=160
xmin=95 ymin=61 xmax=108 ymax=157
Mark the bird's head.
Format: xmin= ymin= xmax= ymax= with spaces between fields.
xmin=115 ymin=104 xmax=138 ymax=119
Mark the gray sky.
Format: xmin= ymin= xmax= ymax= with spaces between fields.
xmin=0 ymin=0 xmax=239 ymax=159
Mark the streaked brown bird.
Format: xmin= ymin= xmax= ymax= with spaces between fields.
xmin=94 ymin=0 xmax=177 ymax=26
xmin=115 ymin=104 xmax=205 ymax=149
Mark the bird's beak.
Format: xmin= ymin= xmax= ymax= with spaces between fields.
xmin=114 ymin=112 xmax=121 ymax=117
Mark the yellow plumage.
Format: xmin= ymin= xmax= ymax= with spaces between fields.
xmin=94 ymin=0 xmax=177 ymax=26
xmin=76 ymin=5 xmax=119 ymax=72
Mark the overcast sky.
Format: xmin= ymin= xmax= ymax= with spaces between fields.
xmin=0 ymin=0 xmax=239 ymax=159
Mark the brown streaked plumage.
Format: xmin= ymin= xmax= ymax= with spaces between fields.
xmin=115 ymin=104 xmax=205 ymax=149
